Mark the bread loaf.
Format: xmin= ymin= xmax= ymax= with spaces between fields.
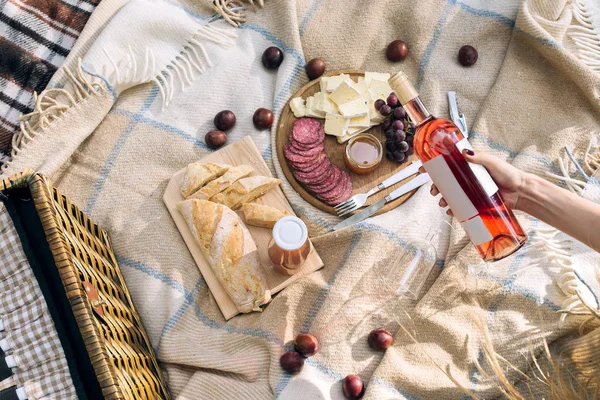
xmin=177 ymin=199 xmax=271 ymax=313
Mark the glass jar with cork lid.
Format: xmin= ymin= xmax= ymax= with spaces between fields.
xmin=268 ymin=216 xmax=311 ymax=275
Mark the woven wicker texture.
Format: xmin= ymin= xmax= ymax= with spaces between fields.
xmin=1 ymin=170 xmax=170 ymax=400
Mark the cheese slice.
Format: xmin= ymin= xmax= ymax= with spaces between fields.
xmin=329 ymin=81 xmax=360 ymax=106
xmin=324 ymin=113 xmax=349 ymax=137
xmin=319 ymin=76 xmax=330 ymax=92
xmin=368 ymin=79 xmax=393 ymax=101
xmin=338 ymin=98 xmax=369 ymax=117
xmin=314 ymin=92 xmax=338 ymax=114
xmin=325 ymin=74 xmax=350 ymax=92
xmin=368 ymin=100 xmax=386 ymax=124
xmin=290 ymin=97 xmax=306 ymax=118
xmin=365 ymin=72 xmax=391 ymax=87
xmin=337 ymin=126 xmax=371 ymax=144
xmin=348 ymin=111 xmax=370 ymax=128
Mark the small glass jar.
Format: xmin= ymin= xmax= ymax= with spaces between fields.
xmin=344 ymin=133 xmax=383 ymax=175
xmin=268 ymin=216 xmax=311 ymax=275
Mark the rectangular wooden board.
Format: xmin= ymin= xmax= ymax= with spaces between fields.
xmin=163 ymin=135 xmax=324 ymax=320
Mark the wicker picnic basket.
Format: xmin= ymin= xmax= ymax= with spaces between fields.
xmin=0 ymin=170 xmax=170 ymax=399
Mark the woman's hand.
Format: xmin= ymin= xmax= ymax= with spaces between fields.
xmin=423 ymin=149 xmax=527 ymax=215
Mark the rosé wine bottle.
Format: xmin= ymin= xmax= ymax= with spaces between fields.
xmin=389 ymin=71 xmax=527 ymax=262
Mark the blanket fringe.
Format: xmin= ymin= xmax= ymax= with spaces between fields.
xmin=0 ymin=60 xmax=105 ymax=174
xmin=100 ymin=24 xmax=236 ymax=111
xmin=568 ymin=0 xmax=600 ymax=72
xmin=541 ymin=139 xmax=600 ymax=325
xmin=212 ymin=0 xmax=265 ymax=27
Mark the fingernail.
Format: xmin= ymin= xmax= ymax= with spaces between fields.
xmin=465 ymin=149 xmax=474 ymax=156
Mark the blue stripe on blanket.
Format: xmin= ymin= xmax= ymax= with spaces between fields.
xmin=417 ymin=0 xmax=457 ymax=90
xmin=85 ymin=87 xmax=160 ymax=215
xmin=299 ymin=0 xmax=324 ymax=37
xmin=156 ymin=277 xmax=205 ymax=353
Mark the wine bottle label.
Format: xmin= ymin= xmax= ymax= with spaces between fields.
xmin=455 ymin=138 xmax=499 ymax=197
xmin=461 ymin=216 xmax=493 ymax=245
xmin=423 ymin=155 xmax=479 ymax=222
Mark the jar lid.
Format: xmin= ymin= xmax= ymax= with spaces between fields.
xmin=273 ymin=216 xmax=308 ymax=251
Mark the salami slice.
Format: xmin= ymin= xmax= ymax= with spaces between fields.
xmin=295 ymin=163 xmax=333 ymax=186
xmin=307 ymin=166 xmax=341 ymax=194
xmin=319 ymin=174 xmax=352 ymax=203
xmin=284 ymin=142 xmax=320 ymax=163
xmin=287 ymin=140 xmax=325 ymax=158
xmin=300 ymin=164 xmax=334 ymax=187
xmin=290 ymin=118 xmax=324 ymax=144
xmin=294 ymin=154 xmax=329 ymax=173
xmin=317 ymin=175 xmax=348 ymax=201
xmin=289 ymin=154 xmax=325 ymax=171
xmin=293 ymin=158 xmax=332 ymax=181
xmin=289 ymin=136 xmax=324 ymax=151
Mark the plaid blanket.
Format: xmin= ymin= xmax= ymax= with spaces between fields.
xmin=2 ymin=0 xmax=600 ymax=398
xmin=0 ymin=0 xmax=100 ymax=152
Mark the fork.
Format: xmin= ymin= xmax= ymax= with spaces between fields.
xmin=334 ymin=160 xmax=423 ymax=217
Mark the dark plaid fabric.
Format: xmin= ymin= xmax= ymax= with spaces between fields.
xmin=0 ymin=0 xmax=100 ymax=151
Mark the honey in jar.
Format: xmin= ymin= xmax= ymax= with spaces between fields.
xmin=268 ymin=216 xmax=311 ymax=275
xmin=344 ymin=133 xmax=383 ymax=174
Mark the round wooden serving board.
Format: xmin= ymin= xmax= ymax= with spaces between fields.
xmin=276 ymin=69 xmax=419 ymax=216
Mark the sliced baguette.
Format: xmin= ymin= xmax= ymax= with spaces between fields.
xmin=242 ymin=203 xmax=292 ymax=228
xmin=211 ymin=176 xmax=281 ymax=210
xmin=188 ymin=165 xmax=254 ymax=200
xmin=180 ymin=162 xmax=230 ymax=198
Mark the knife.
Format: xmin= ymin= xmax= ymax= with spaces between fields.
xmin=447 ymin=91 xmax=468 ymax=138
xmin=332 ymin=173 xmax=432 ymax=231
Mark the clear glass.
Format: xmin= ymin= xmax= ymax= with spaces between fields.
xmin=382 ymin=238 xmax=437 ymax=300
xmin=404 ymin=97 xmax=527 ymax=262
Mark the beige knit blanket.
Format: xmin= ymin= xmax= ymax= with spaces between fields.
xmin=3 ymin=0 xmax=600 ymax=398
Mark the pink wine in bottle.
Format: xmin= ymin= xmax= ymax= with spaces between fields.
xmin=389 ymin=71 xmax=527 ymax=262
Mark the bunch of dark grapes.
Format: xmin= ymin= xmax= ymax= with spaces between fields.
xmin=374 ymin=94 xmax=415 ymax=163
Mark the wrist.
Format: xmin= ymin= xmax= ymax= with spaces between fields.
xmin=515 ymin=172 xmax=543 ymax=213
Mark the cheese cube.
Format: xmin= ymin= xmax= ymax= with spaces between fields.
xmin=365 ymin=72 xmax=391 ymax=87
xmin=325 ymin=74 xmax=350 ymax=92
xmin=305 ymin=96 xmax=325 ymax=118
xmin=290 ymin=97 xmax=306 ymax=118
xmin=368 ymin=79 xmax=394 ymax=101
xmin=338 ymin=98 xmax=369 ymax=117
xmin=352 ymin=78 xmax=368 ymax=95
xmin=324 ymin=113 xmax=349 ymax=137
xmin=351 ymin=78 xmax=372 ymax=102
xmin=337 ymin=126 xmax=371 ymax=144
xmin=319 ymin=77 xmax=330 ymax=92
xmin=368 ymin=100 xmax=386 ymax=124
xmin=314 ymin=92 xmax=338 ymax=114
xmin=329 ymin=82 xmax=360 ymax=106
xmin=348 ymin=111 xmax=370 ymax=128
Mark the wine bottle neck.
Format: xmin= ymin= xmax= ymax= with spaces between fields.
xmin=388 ymin=71 xmax=432 ymax=126
xmin=403 ymin=96 xmax=431 ymax=126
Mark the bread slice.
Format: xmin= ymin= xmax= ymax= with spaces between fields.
xmin=211 ymin=176 xmax=281 ymax=210
xmin=177 ymin=199 xmax=271 ymax=313
xmin=242 ymin=203 xmax=292 ymax=228
xmin=180 ymin=163 xmax=230 ymax=198
xmin=188 ymin=165 xmax=254 ymax=200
